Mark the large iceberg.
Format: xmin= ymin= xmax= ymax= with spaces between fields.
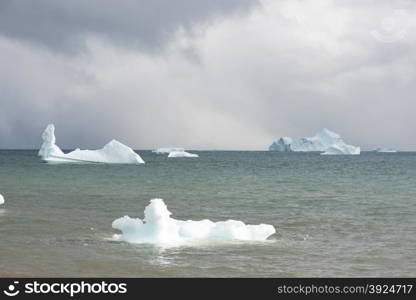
xmin=168 ymin=151 xmax=199 ymax=158
xmin=112 ymin=199 xmax=276 ymax=245
xmin=38 ymin=124 xmax=145 ymax=164
xmin=269 ymin=128 xmax=360 ymax=155
xmin=373 ymin=147 xmax=397 ymax=153
xmin=0 ymin=194 xmax=4 ymax=205
xmin=153 ymin=147 xmax=185 ymax=154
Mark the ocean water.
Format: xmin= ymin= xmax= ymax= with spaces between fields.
xmin=0 ymin=150 xmax=415 ymax=277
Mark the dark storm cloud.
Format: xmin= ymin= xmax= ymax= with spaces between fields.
xmin=0 ymin=0 xmax=258 ymax=53
xmin=0 ymin=0 xmax=416 ymax=150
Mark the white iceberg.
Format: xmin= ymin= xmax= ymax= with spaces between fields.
xmin=321 ymin=144 xmax=361 ymax=155
xmin=153 ymin=147 xmax=185 ymax=154
xmin=38 ymin=124 xmax=145 ymax=164
xmin=0 ymin=194 xmax=4 ymax=205
xmin=373 ymin=147 xmax=397 ymax=153
xmin=269 ymin=137 xmax=293 ymax=152
xmin=112 ymin=199 xmax=276 ymax=245
xmin=168 ymin=151 xmax=199 ymax=158
xmin=153 ymin=147 xmax=198 ymax=158
xmin=269 ymin=128 xmax=360 ymax=155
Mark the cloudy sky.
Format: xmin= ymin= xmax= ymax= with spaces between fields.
xmin=0 ymin=0 xmax=415 ymax=150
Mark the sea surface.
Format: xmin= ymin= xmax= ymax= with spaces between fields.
xmin=0 ymin=150 xmax=415 ymax=277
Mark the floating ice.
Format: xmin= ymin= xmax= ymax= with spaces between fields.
xmin=321 ymin=144 xmax=361 ymax=155
xmin=112 ymin=199 xmax=276 ymax=245
xmin=168 ymin=151 xmax=199 ymax=158
xmin=153 ymin=147 xmax=185 ymax=154
xmin=269 ymin=128 xmax=360 ymax=155
xmin=0 ymin=194 xmax=4 ymax=205
xmin=373 ymin=147 xmax=397 ymax=153
xmin=38 ymin=124 xmax=145 ymax=164
xmin=153 ymin=147 xmax=198 ymax=158
xmin=270 ymin=137 xmax=293 ymax=152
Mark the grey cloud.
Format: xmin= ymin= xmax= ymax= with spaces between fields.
xmin=1 ymin=0 xmax=416 ymax=151
xmin=0 ymin=0 xmax=258 ymax=53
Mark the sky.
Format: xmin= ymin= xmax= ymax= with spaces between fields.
xmin=0 ymin=0 xmax=415 ymax=150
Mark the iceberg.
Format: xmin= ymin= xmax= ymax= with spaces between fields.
xmin=373 ymin=147 xmax=397 ymax=153
xmin=321 ymin=144 xmax=361 ymax=155
xmin=269 ymin=128 xmax=360 ymax=155
xmin=168 ymin=151 xmax=199 ymax=158
xmin=0 ymin=194 xmax=4 ymax=205
xmin=112 ymin=199 xmax=276 ymax=245
xmin=153 ymin=147 xmax=185 ymax=154
xmin=153 ymin=147 xmax=198 ymax=158
xmin=38 ymin=124 xmax=145 ymax=164
xmin=269 ymin=137 xmax=293 ymax=152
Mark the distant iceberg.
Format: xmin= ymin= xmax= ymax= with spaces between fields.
xmin=168 ymin=151 xmax=199 ymax=158
xmin=153 ymin=147 xmax=185 ymax=154
xmin=112 ymin=199 xmax=276 ymax=245
xmin=153 ymin=147 xmax=198 ymax=158
xmin=373 ymin=147 xmax=397 ymax=153
xmin=0 ymin=194 xmax=4 ymax=205
xmin=321 ymin=144 xmax=361 ymax=155
xmin=269 ymin=128 xmax=360 ymax=155
xmin=38 ymin=124 xmax=145 ymax=164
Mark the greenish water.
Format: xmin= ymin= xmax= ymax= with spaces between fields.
xmin=0 ymin=150 xmax=415 ymax=277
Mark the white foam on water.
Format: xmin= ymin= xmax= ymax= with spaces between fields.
xmin=0 ymin=194 xmax=4 ymax=205
xmin=112 ymin=199 xmax=276 ymax=246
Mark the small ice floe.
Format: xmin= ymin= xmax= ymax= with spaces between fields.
xmin=38 ymin=124 xmax=145 ymax=164
xmin=153 ymin=147 xmax=199 ymax=158
xmin=112 ymin=199 xmax=276 ymax=246
xmin=269 ymin=128 xmax=360 ymax=155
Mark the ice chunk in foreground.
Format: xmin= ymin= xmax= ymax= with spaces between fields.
xmin=112 ymin=199 xmax=276 ymax=245
xmin=0 ymin=194 xmax=4 ymax=205
xmin=38 ymin=124 xmax=145 ymax=164
xmin=269 ymin=128 xmax=360 ymax=155
xmin=168 ymin=151 xmax=199 ymax=158
xmin=153 ymin=147 xmax=185 ymax=154
xmin=373 ymin=147 xmax=397 ymax=153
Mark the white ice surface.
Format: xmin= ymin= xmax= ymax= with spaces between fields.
xmin=373 ymin=147 xmax=397 ymax=153
xmin=153 ymin=147 xmax=185 ymax=154
xmin=168 ymin=151 xmax=199 ymax=158
xmin=112 ymin=199 xmax=276 ymax=245
xmin=321 ymin=144 xmax=361 ymax=155
xmin=270 ymin=128 xmax=360 ymax=155
xmin=38 ymin=124 xmax=145 ymax=164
